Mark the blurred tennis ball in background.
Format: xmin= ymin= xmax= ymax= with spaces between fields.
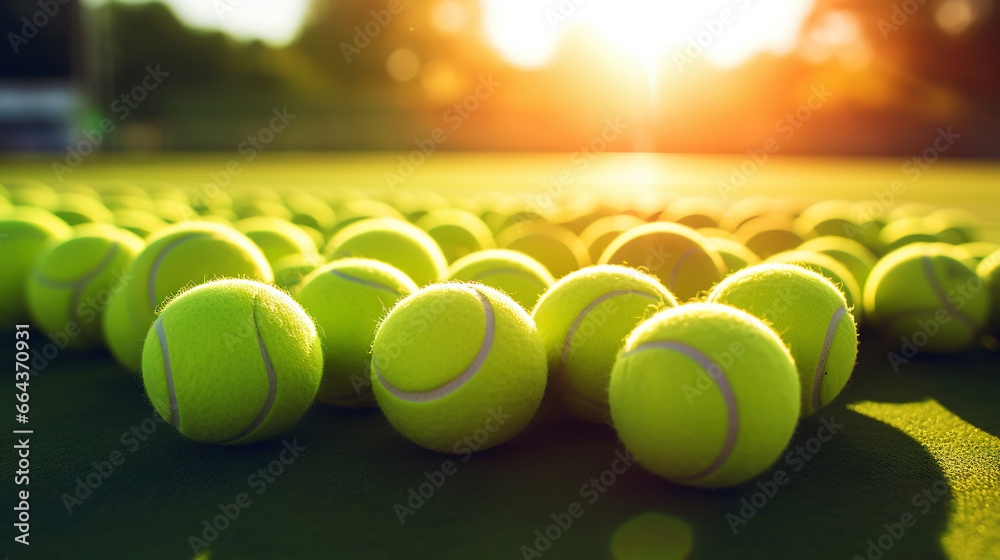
xmin=447 ymin=249 xmax=554 ymax=310
xmin=599 ymin=222 xmax=726 ymax=301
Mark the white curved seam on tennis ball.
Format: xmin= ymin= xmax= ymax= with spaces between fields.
xmin=222 ymin=300 xmax=278 ymax=443
xmin=669 ymin=248 xmax=699 ymax=291
xmin=374 ymin=287 xmax=494 ymax=403
xmin=812 ymin=305 xmax=847 ymax=411
xmin=329 ymin=269 xmax=401 ymax=295
xmin=148 ymin=233 xmax=207 ymax=310
xmin=621 ymin=340 xmax=738 ymax=481
xmin=560 ymin=289 xmax=660 ymax=371
xmin=922 ymin=256 xmax=977 ymax=331
xmin=154 ymin=318 xmax=180 ymax=428
xmin=34 ymin=242 xmax=120 ymax=328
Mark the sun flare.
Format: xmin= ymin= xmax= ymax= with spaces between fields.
xmin=480 ymin=0 xmax=815 ymax=69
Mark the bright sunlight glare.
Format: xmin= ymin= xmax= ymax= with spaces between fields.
xmin=479 ymin=0 xmax=816 ymax=69
xmin=86 ymin=0 xmax=313 ymax=46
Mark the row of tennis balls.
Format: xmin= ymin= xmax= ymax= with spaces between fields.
xmin=140 ymin=258 xmax=859 ymax=489
xmin=7 ymin=203 xmax=994 ymax=364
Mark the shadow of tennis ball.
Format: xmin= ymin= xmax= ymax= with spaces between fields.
xmin=611 ymin=512 xmax=693 ymax=560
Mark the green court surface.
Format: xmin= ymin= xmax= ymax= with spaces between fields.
xmin=3 ymin=154 xmax=999 ymax=559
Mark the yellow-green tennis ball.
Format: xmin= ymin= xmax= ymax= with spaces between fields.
xmin=498 ymin=222 xmax=591 ymax=279
xmin=272 ymin=252 xmax=327 ymax=292
xmin=793 ymin=200 xmax=858 ymax=240
xmin=370 ymin=283 xmax=547 ymax=453
xmin=295 ymin=258 xmax=417 ymax=407
xmin=285 ymin=192 xmax=337 ymax=233
xmin=235 ymin=216 xmax=317 ymax=267
xmin=706 ymin=237 xmax=760 ymax=275
xmin=658 ymin=196 xmax=724 ymax=229
xmin=53 ymin=193 xmax=115 ymax=226
xmin=865 ymin=243 xmax=990 ymax=352
xmin=113 ymin=208 xmax=168 ymax=238
xmin=324 ymin=217 xmax=447 ymax=286
xmin=736 ymin=213 xmax=803 ymax=259
xmin=766 ymin=250 xmax=862 ymax=323
xmin=925 ymin=208 xmax=981 ymax=245
xmin=27 ymin=224 xmax=144 ymax=348
xmin=798 ymin=236 xmax=878 ymax=291
xmin=978 ymin=250 xmax=1000 ymax=335
xmin=532 ymin=265 xmax=677 ymax=424
xmin=141 ymin=279 xmax=322 ymax=444
xmin=579 ymin=214 xmax=646 ymax=263
xmin=609 ymin=303 xmax=800 ymax=488
xmin=0 ymin=207 xmax=72 ymax=325
xmin=107 ymin=221 xmax=273 ymax=372
xmin=7 ymin=180 xmax=59 ymax=210
xmin=415 ymin=208 xmax=496 ymax=263
xmin=446 ymin=249 xmax=554 ymax=310
xmin=610 ymin=513 xmax=693 ymax=560
xmin=332 ymin=199 xmax=405 ymax=234
xmin=879 ymin=217 xmax=938 ymax=252
xmin=708 ymin=264 xmax=858 ymax=416
xmin=958 ymin=242 xmax=999 ymax=265
xmin=599 ymin=222 xmax=726 ymax=301
xmin=296 ymin=225 xmax=326 ymax=250
xmin=234 ymin=198 xmax=292 ymax=221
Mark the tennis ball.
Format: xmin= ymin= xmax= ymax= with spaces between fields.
xmin=888 ymin=203 xmax=938 ymax=222
xmin=0 ymin=207 xmax=72 ymax=325
xmin=532 ymin=265 xmax=677 ymax=423
xmin=234 ymin=198 xmax=292 ymax=221
xmin=102 ymin=194 xmax=154 ymax=213
xmin=579 ymin=214 xmax=646 ymax=263
xmin=0 ymin=196 xmax=11 ymax=217
xmin=53 ymin=193 xmax=115 ymax=226
xmin=7 ymin=180 xmax=59 ymax=210
xmin=332 ymin=199 xmax=405 ymax=233
xmin=113 ymin=208 xmax=168 ymax=238
xmin=978 ymin=250 xmax=1000 ymax=335
xmin=706 ymin=237 xmax=760 ymax=275
xmin=599 ymin=222 xmax=726 ymax=301
xmin=925 ymin=208 xmax=981 ymax=245
xmin=957 ymin=242 xmax=999 ymax=265
xmin=766 ymin=250 xmax=862 ymax=322
xmin=719 ymin=197 xmax=786 ymax=232
xmin=708 ymin=264 xmax=858 ymax=416
xmin=736 ymin=213 xmax=804 ymax=259
xmin=272 ymin=252 xmax=327 ymax=292
xmin=658 ymin=196 xmax=724 ymax=229
xmin=608 ymin=303 xmax=800 ymax=488
xmin=27 ymin=224 xmax=144 ymax=348
xmin=794 ymin=200 xmax=858 ymax=239
xmin=296 ymin=224 xmax=327 ymax=250
xmin=105 ymin=221 xmax=273 ymax=372
xmin=416 ymin=208 xmax=496 ymax=263
xmin=141 ymin=279 xmax=322 ymax=444
xmin=285 ymin=192 xmax=337 ymax=233
xmin=447 ymin=249 xmax=554 ymax=310
xmin=370 ymin=283 xmax=547 ymax=453
xmin=879 ymin=217 xmax=938 ymax=252
xmin=798 ymin=236 xmax=878 ymax=290
xmin=865 ymin=243 xmax=990 ymax=352
xmin=235 ymin=216 xmax=317 ymax=266
xmin=295 ymin=258 xmax=417 ymax=407
xmin=324 ymin=217 xmax=447 ymax=286
xmin=498 ymin=222 xmax=591 ymax=279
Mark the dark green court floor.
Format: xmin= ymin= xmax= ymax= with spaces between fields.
xmin=4 ymin=326 xmax=998 ymax=560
